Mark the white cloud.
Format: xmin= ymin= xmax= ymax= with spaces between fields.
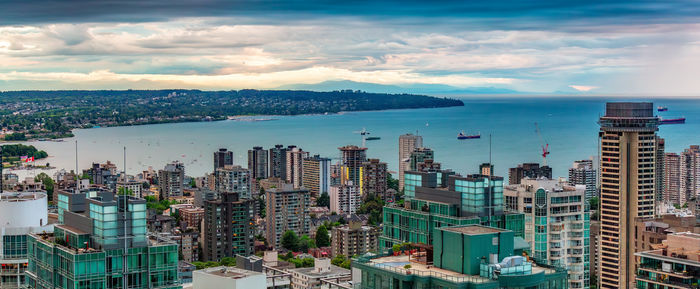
xmin=569 ymin=85 xmax=598 ymax=92
xmin=0 ymin=68 xmax=514 ymax=89
xmin=0 ymin=19 xmax=699 ymax=94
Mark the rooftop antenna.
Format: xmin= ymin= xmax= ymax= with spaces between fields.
xmin=75 ymin=141 xmax=78 ymax=180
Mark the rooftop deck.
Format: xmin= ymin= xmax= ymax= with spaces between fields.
xmin=359 ymin=253 xmax=559 ymax=285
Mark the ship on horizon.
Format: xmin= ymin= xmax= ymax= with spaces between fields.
xmin=657 ymin=106 xmax=668 ymax=112
xmin=458 ymin=131 xmax=480 ymax=140
xmin=659 ymin=117 xmax=686 ymax=124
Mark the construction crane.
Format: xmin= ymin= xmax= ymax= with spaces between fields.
xmin=353 ymin=128 xmax=370 ymax=147
xmin=534 ymin=122 xmax=550 ymax=166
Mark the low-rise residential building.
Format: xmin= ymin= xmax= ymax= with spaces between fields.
xmin=193 ymin=266 xmax=266 ymax=289
xmin=331 ymin=218 xmax=380 ymax=257
xmin=289 ymin=258 xmax=350 ymax=289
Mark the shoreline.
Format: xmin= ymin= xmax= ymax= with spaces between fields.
xmin=4 ymin=104 xmax=463 ymax=143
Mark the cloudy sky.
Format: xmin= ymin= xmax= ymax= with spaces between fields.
xmin=1 ymin=0 xmax=699 ymax=96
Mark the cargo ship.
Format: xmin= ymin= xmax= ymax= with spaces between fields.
xmin=659 ymin=117 xmax=685 ymax=124
xmin=657 ymin=106 xmax=668 ymax=112
xmin=457 ymin=131 xmax=480 ymax=139
xmin=366 ymin=136 xmax=381 ymax=141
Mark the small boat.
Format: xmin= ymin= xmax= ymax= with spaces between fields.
xmin=366 ymin=136 xmax=381 ymax=141
xmin=660 ymin=117 xmax=685 ymax=124
xmin=458 ymin=131 xmax=480 ymax=140
xmin=657 ymin=106 xmax=668 ymax=112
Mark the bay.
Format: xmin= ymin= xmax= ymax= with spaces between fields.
xmin=16 ymin=97 xmax=700 ymax=181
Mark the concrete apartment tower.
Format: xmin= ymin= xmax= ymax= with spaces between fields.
xmin=569 ymin=159 xmax=597 ymax=202
xmin=598 ymin=102 xmax=660 ymax=289
xmin=214 ymin=148 xmax=234 ymax=171
xmin=664 ymin=152 xmax=681 ymax=204
xmin=286 ymin=146 xmax=309 ymax=188
xmin=680 ymin=145 xmax=700 ymax=205
xmin=247 ymin=146 xmax=269 ymax=180
xmin=269 ymin=144 xmax=288 ymax=180
xmin=398 ymin=133 xmax=422 ymax=191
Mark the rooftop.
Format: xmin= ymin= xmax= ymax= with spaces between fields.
xmin=290 ymin=264 xmax=350 ymax=277
xmin=0 ymin=191 xmax=47 ymax=202
xmin=442 ymin=225 xmax=506 ymax=235
xmin=365 ymin=255 xmax=555 ymax=284
xmin=198 ymin=266 xmax=263 ymax=280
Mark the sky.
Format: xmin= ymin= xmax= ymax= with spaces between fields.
xmin=1 ymin=0 xmax=699 ymax=96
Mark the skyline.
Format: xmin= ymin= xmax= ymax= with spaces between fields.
xmin=1 ymin=1 xmax=700 ymax=96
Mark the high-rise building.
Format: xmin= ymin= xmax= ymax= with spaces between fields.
xmin=635 ymin=232 xmax=700 ymax=288
xmin=664 ymin=152 xmax=682 ymax=204
xmin=508 ymin=163 xmax=552 ymax=185
xmin=504 ymin=178 xmax=590 ymax=288
xmin=302 ymin=155 xmax=331 ymax=197
xmin=361 ymin=158 xmax=387 ymax=198
xmin=202 ymin=192 xmax=254 ymax=261
xmin=286 ymin=146 xmax=309 ymax=188
xmin=329 ymin=182 xmax=360 ymax=214
xmin=655 ymin=137 xmax=665 ymax=209
xmin=338 ymin=145 xmax=367 ymax=186
xmin=247 ymin=146 xmax=269 ymax=180
xmin=265 ymin=184 xmax=310 ymax=248
xmin=268 ymin=145 xmax=288 ymax=180
xmin=381 ymin=166 xmax=525 ymax=250
xmin=158 ymin=161 xmax=185 ymax=199
xmin=28 ymin=189 xmax=180 ymax=289
xmin=569 ymin=159 xmax=597 ymax=202
xmin=398 ymin=134 xmax=423 ymax=190
xmin=214 ymin=148 xmax=234 ymax=171
xmin=680 ymin=145 xmax=700 ymax=205
xmin=408 ymin=147 xmax=434 ymax=171
xmin=214 ymin=165 xmax=251 ymax=199
xmin=1 ymin=191 xmax=53 ymax=289
xmin=597 ymin=102 xmax=660 ymax=289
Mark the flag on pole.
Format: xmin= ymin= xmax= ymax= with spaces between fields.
xmin=24 ymin=156 xmax=34 ymax=163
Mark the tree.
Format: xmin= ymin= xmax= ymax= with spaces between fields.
xmin=315 ymin=225 xmax=330 ymax=247
xmin=331 ymin=254 xmax=346 ymax=266
xmin=298 ymin=235 xmax=316 ymax=252
xmin=387 ymin=173 xmax=399 ymax=191
xmin=281 ymin=230 xmax=300 ymax=251
xmin=34 ymin=172 xmax=54 ymax=201
xmin=317 ymin=192 xmax=330 ymax=208
xmin=117 ymin=187 xmax=133 ymax=196
xmin=358 ymin=193 xmax=384 ymax=225
xmin=220 ymin=257 xmax=236 ymax=267
xmin=589 ymin=197 xmax=599 ymax=210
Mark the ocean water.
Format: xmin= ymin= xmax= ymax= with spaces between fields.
xmin=16 ymin=97 xmax=700 ymax=180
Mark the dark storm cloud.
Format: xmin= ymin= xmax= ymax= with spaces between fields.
xmin=1 ymin=0 xmax=698 ymax=29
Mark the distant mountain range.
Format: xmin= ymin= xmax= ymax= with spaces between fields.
xmin=278 ymin=80 xmax=527 ymax=95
